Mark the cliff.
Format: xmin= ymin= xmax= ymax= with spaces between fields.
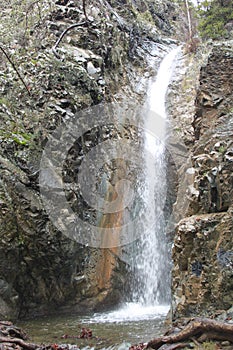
xmin=1 ymin=0 xmax=232 ymax=322
xmin=170 ymin=41 xmax=233 ymax=318
xmin=0 ymin=0 xmax=177 ymax=319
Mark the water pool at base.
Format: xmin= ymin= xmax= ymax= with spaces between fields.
xmin=19 ymin=304 xmax=169 ymax=349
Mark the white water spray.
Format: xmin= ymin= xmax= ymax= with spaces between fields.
xmin=93 ymin=46 xmax=181 ymax=323
xmin=138 ymin=46 xmax=181 ymax=306
xmin=128 ymin=46 xmax=182 ymax=314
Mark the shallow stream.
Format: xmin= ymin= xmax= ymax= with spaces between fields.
xmin=19 ymin=303 xmax=169 ymax=349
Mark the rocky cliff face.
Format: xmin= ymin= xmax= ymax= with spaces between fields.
xmin=171 ymin=42 xmax=233 ymax=318
xmin=3 ymin=0 xmax=231 ymax=323
xmin=0 ymin=0 xmax=178 ymax=318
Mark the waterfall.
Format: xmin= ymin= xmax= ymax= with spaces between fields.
xmin=132 ymin=46 xmax=182 ymax=307
xmin=91 ymin=46 xmax=181 ymax=323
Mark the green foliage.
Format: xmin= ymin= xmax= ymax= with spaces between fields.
xmin=0 ymin=130 xmax=32 ymax=146
xmin=197 ymin=0 xmax=233 ymax=40
xmin=202 ymin=341 xmax=218 ymax=350
xmin=0 ymin=0 xmax=55 ymax=48
xmin=139 ymin=10 xmax=154 ymax=24
xmin=129 ymin=2 xmax=155 ymax=26
xmin=218 ymin=145 xmax=226 ymax=153
xmin=12 ymin=132 xmax=32 ymax=145
xmin=188 ymin=341 xmax=218 ymax=350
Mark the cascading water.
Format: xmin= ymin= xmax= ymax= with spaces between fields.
xmin=92 ymin=46 xmax=182 ymax=322
xmin=132 ymin=46 xmax=182 ymax=307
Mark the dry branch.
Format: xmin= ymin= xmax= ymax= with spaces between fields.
xmin=0 ymin=45 xmax=31 ymax=95
xmin=147 ymin=318 xmax=233 ymax=350
xmin=99 ymin=0 xmax=126 ymax=29
xmin=82 ymin=0 xmax=89 ymax=22
xmin=52 ymin=21 xmax=87 ymax=57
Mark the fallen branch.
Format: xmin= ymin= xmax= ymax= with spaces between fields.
xmin=0 ymin=336 xmax=37 ymax=350
xmin=0 ymin=45 xmax=31 ymax=95
xmin=0 ymin=321 xmax=12 ymax=326
xmin=147 ymin=318 xmax=233 ymax=350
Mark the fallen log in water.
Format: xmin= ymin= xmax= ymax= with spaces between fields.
xmin=146 ymin=318 xmax=233 ymax=349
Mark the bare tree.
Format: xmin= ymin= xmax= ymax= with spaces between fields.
xmin=185 ymin=0 xmax=193 ymax=39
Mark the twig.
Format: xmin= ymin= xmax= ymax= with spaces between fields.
xmin=190 ymin=337 xmax=201 ymax=346
xmin=102 ymin=0 xmax=126 ymax=29
xmin=185 ymin=0 xmax=193 ymax=40
xmin=82 ymin=0 xmax=89 ymax=22
xmin=52 ymin=21 xmax=87 ymax=57
xmin=25 ymin=0 xmax=40 ymax=33
xmin=0 ymin=45 xmax=31 ymax=95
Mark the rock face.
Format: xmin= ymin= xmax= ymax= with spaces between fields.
xmin=171 ymin=42 xmax=233 ymax=318
xmin=0 ymin=0 xmax=178 ymax=318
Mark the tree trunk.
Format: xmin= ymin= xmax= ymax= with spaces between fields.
xmin=184 ymin=0 xmax=192 ymax=39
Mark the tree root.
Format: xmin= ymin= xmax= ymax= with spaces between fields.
xmin=0 ymin=336 xmax=37 ymax=350
xmin=147 ymin=318 xmax=233 ymax=349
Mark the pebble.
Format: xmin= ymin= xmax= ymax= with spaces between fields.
xmin=221 ymin=341 xmax=230 ymax=346
xmin=189 ymin=342 xmax=195 ymax=348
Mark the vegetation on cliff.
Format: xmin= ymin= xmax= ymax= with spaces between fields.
xmin=197 ymin=0 xmax=233 ymax=40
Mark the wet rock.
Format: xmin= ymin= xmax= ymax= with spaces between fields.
xmin=87 ymin=61 xmax=101 ymax=79
xmin=217 ymin=248 xmax=233 ymax=269
xmin=171 ymin=42 xmax=233 ymax=319
xmin=171 ymin=211 xmax=233 ymax=317
xmin=0 ymin=0 xmax=188 ymax=319
xmin=221 ymin=341 xmax=231 ymax=346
